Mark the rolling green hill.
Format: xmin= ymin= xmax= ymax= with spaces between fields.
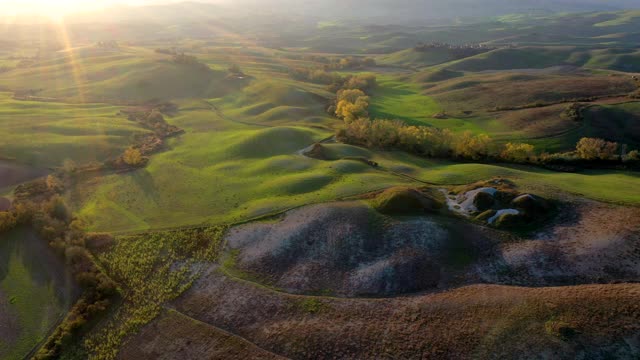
xmin=0 ymin=92 xmax=150 ymax=167
xmin=74 ymin=106 xmax=410 ymax=233
xmin=378 ymin=48 xmax=457 ymax=68
xmin=0 ymin=46 xmax=237 ymax=103
xmin=3 ymin=8 xmax=640 ymax=360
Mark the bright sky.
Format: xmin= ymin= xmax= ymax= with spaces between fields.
xmin=0 ymin=0 xmax=185 ymax=17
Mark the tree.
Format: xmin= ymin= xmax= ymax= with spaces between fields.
xmin=623 ymin=150 xmax=640 ymax=162
xmin=576 ymin=137 xmax=618 ymax=160
xmin=62 ymin=159 xmax=77 ymax=174
xmin=343 ymin=74 xmax=378 ymax=92
xmin=335 ymin=89 xmax=369 ymax=123
xmin=501 ymin=143 xmax=535 ymax=162
xmin=46 ymin=175 xmax=64 ymax=193
xmin=46 ymin=195 xmax=71 ymax=222
xmin=122 ymin=147 xmax=144 ymax=166
xmin=454 ymin=132 xmax=493 ymax=160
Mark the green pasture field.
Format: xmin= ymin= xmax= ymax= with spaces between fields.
xmin=322 ymin=143 xmax=640 ymax=205
xmin=74 ymin=84 xmax=413 ymax=233
xmin=0 ymin=92 xmax=150 ymax=167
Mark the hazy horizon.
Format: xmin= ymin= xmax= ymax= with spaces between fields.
xmin=3 ymin=0 xmax=640 ymax=21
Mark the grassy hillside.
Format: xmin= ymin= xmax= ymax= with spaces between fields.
xmin=368 ymin=75 xmax=503 ymax=133
xmin=583 ymin=48 xmax=640 ymax=72
xmin=216 ymin=80 xmax=335 ymax=127
xmin=0 ymin=229 xmax=78 ymax=360
xmin=422 ymin=72 xmax=635 ymax=111
xmin=0 ymin=92 xmax=150 ymax=167
xmin=443 ymin=47 xmax=582 ymax=72
xmin=431 ymin=46 xmax=640 ymax=73
xmin=0 ymin=46 xmax=236 ymax=103
xmin=74 ymin=91 xmax=410 ymax=233
xmin=3 ymin=11 xmax=640 ymax=360
xmin=377 ymin=48 xmax=457 ymax=68
xmin=322 ymin=144 xmax=640 ymax=205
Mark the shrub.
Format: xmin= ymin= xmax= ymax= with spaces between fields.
xmin=576 ymin=137 xmax=619 ymax=160
xmin=46 ymin=175 xmax=64 ymax=193
xmin=453 ymin=132 xmax=493 ymax=160
xmin=0 ymin=211 xmax=17 ymax=233
xmin=624 ymin=150 xmax=640 ymax=162
xmin=122 ymin=147 xmax=144 ymax=166
xmin=62 ymin=159 xmax=77 ymax=174
xmin=501 ymin=143 xmax=536 ymax=162
xmin=46 ymin=196 xmax=71 ymax=222
xmin=562 ymin=103 xmax=584 ymax=122
xmin=343 ymin=74 xmax=378 ymax=92
xmin=335 ymin=89 xmax=370 ymax=122
xmin=289 ymin=67 xmax=341 ymax=85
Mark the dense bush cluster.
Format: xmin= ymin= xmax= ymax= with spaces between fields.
xmin=501 ymin=142 xmax=536 ymax=162
xmin=289 ymin=67 xmax=342 ymax=85
xmin=576 ymin=137 xmax=619 ymax=160
xmin=325 ymin=56 xmax=376 ymax=70
xmin=328 ymin=73 xmax=378 ymax=93
xmin=562 ymin=103 xmax=584 ymax=122
xmin=283 ymin=54 xmax=374 ymax=70
xmin=108 ymin=106 xmax=184 ymax=169
xmin=325 ymin=74 xmax=378 ymax=122
xmin=0 ymin=202 xmax=34 ymax=232
xmin=335 ymin=89 xmax=370 ymax=122
xmin=289 ymin=65 xmax=378 ymax=92
xmin=155 ymin=48 xmax=211 ymax=71
xmin=337 ymin=118 xmax=493 ymax=160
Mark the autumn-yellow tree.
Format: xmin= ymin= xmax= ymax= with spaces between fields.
xmin=576 ymin=138 xmax=618 ymax=160
xmin=335 ymin=89 xmax=369 ymax=123
xmin=454 ymin=131 xmax=493 ymax=160
xmin=501 ymin=142 xmax=535 ymax=162
xmin=123 ymin=147 xmax=144 ymax=166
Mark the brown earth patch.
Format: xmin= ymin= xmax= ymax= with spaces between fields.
xmin=224 ymin=196 xmax=640 ymax=296
xmin=173 ymin=268 xmax=640 ymax=360
xmin=0 ymin=160 xmax=47 ymax=189
xmin=486 ymin=200 xmax=640 ymax=285
xmin=224 ymin=201 xmax=497 ymax=296
xmin=118 ymin=309 xmax=286 ymax=360
xmin=496 ymin=104 xmax=578 ymax=138
xmin=425 ymin=72 xmax=636 ymax=112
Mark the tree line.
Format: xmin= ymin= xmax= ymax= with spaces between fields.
xmin=288 ymin=56 xmax=376 ymax=85
xmin=295 ymin=60 xmax=640 ymax=170
xmin=413 ymin=42 xmax=494 ymax=60
xmin=337 ymin=117 xmax=640 ymax=167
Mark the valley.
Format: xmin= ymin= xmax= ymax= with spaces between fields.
xmin=0 ymin=3 xmax=640 ymax=359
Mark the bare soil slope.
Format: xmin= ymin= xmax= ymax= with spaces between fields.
xmin=225 ymin=201 xmax=497 ymax=296
xmin=224 ymin=198 xmax=640 ymax=296
xmin=170 ymin=268 xmax=640 ymax=360
xmin=119 ymin=309 xmax=286 ymax=360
